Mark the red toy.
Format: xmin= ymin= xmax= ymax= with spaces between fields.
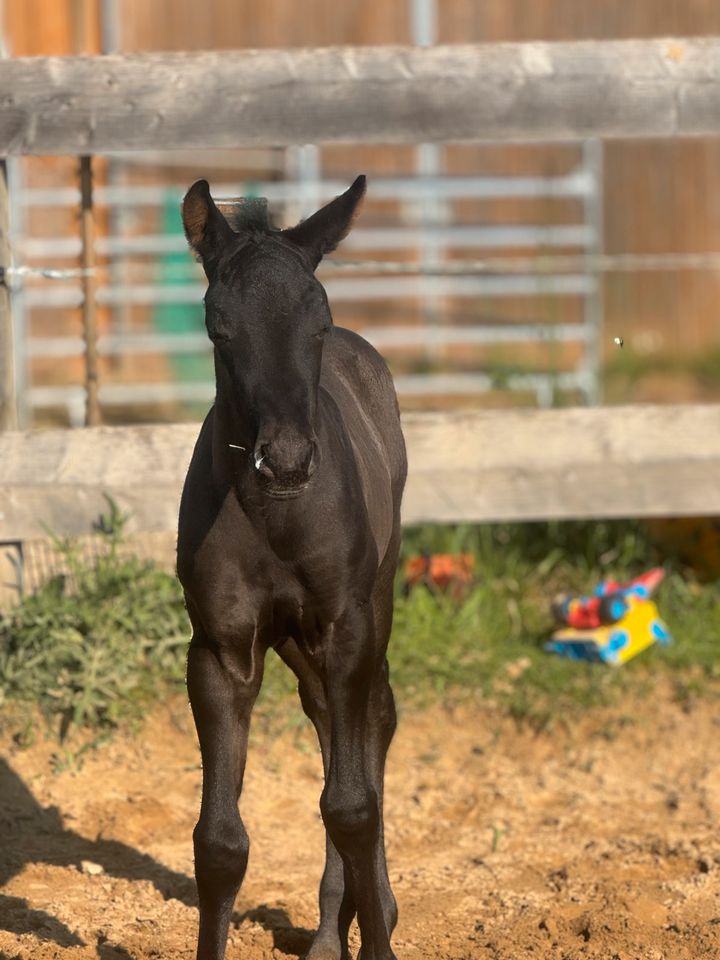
xmin=551 ymin=567 xmax=665 ymax=630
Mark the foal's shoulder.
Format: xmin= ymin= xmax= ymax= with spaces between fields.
xmin=323 ymin=325 xmax=395 ymax=394
xmin=322 ymin=326 xmax=405 ymax=469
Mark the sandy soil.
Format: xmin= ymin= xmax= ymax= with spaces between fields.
xmin=1 ymin=686 xmax=719 ymax=960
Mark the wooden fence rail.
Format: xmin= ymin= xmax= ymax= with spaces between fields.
xmin=2 ymin=38 xmax=720 ymax=154
xmin=1 ymin=405 xmax=719 ymax=542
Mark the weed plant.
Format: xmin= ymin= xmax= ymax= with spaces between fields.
xmin=0 ymin=502 xmax=188 ymax=740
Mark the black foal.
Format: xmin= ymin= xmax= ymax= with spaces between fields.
xmin=177 ymin=175 xmax=407 ymax=960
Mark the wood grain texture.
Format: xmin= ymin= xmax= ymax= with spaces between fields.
xmin=1 ymin=405 xmax=719 ymax=540
xmin=401 ymin=405 xmax=720 ymax=522
xmin=2 ymin=39 xmax=720 ymax=154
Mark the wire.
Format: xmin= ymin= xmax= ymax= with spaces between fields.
xmin=324 ymin=251 xmax=720 ymax=275
xmin=5 ymin=251 xmax=720 ymax=284
xmin=4 ymin=265 xmax=95 ymax=280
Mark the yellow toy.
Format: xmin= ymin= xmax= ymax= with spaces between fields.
xmin=545 ymin=568 xmax=672 ymax=665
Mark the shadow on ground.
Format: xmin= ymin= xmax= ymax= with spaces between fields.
xmin=0 ymin=757 xmax=313 ymax=958
xmin=238 ymin=905 xmax=315 ymax=956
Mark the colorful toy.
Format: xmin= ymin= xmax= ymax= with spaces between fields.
xmin=545 ymin=567 xmax=671 ymax=665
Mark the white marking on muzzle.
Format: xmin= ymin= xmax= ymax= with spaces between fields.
xmin=254 ymin=453 xmax=265 ymax=471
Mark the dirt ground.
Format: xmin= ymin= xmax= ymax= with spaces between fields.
xmin=1 ymin=685 xmax=719 ymax=960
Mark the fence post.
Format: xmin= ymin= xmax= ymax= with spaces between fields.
xmin=0 ymin=159 xmax=16 ymax=431
xmin=79 ymin=154 xmax=101 ymax=426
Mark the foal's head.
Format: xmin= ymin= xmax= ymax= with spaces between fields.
xmin=182 ymin=176 xmax=366 ymax=497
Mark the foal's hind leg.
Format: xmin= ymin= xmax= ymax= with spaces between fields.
xmin=187 ymin=629 xmax=264 ymax=960
xmin=277 ymin=640 xmax=355 ymax=960
xmin=365 ymin=658 xmax=398 ymax=941
xmin=321 ymin=602 xmax=397 ymax=960
xmin=365 ymin=554 xmax=401 ymax=944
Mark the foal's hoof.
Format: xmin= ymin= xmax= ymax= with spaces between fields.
xmin=306 ymin=949 xmax=344 ymax=960
xmin=305 ymin=935 xmax=345 ymax=960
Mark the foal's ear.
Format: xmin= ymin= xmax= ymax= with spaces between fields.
xmin=182 ymin=179 xmax=235 ymax=275
xmin=284 ymin=175 xmax=366 ymax=268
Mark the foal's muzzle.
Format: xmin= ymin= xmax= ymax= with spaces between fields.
xmin=253 ymin=434 xmax=318 ymax=494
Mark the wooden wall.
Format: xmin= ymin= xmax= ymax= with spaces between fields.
xmin=4 ymin=0 xmax=101 ymax=54
xmin=113 ymin=0 xmax=720 ymax=49
xmin=118 ymin=0 xmax=409 ymax=48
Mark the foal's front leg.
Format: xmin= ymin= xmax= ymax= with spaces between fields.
xmin=187 ymin=629 xmax=265 ymax=960
xmin=277 ymin=640 xmax=355 ymax=960
xmin=321 ymin=603 xmax=397 ymax=960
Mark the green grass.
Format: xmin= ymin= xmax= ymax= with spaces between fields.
xmin=1 ymin=514 xmax=719 ymax=743
xmin=603 ymin=346 xmax=720 ymax=398
xmin=395 ymin=521 xmax=720 ymax=717
xmin=398 ymin=346 xmax=720 ymax=408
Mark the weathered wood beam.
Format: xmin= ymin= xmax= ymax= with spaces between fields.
xmin=1 ymin=405 xmax=718 ymax=540
xmin=1 ymin=38 xmax=720 ymax=155
xmin=401 ymin=405 xmax=720 ymax=525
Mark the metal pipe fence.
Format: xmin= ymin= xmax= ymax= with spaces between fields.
xmin=12 ymin=150 xmax=603 ymax=424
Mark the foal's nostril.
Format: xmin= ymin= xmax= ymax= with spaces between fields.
xmin=254 ymin=443 xmax=275 ymax=477
xmin=306 ymin=440 xmax=319 ymax=477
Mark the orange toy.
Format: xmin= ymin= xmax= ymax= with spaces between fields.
xmin=404 ymin=552 xmax=475 ymax=599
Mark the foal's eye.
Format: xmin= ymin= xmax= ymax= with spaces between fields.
xmin=206 ymin=304 xmax=235 ymax=344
